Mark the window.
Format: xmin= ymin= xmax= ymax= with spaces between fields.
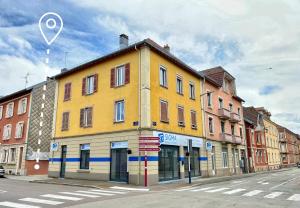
xmin=3 ymin=124 xmax=12 ymax=140
xmin=0 ymin=106 xmax=3 ymax=120
xmin=1 ymin=150 xmax=8 ymax=163
xmin=6 ymin=102 xmax=14 ymax=118
xmin=115 ymin=100 xmax=125 ymax=122
xmin=80 ymin=107 xmax=93 ymax=128
xmin=223 ymin=79 xmax=229 ymax=92
xmin=222 ymin=147 xmax=228 ymax=168
xmin=229 ymin=103 xmax=233 ymax=112
xmin=191 ymin=110 xmax=197 ymax=129
xmin=159 ymin=66 xmax=167 ymax=87
xmin=82 ymin=74 xmax=98 ymax=95
xmin=15 ymin=122 xmax=24 ymax=138
xmin=176 ymin=75 xmax=183 ymax=94
xmin=235 ymin=150 xmax=239 ymax=167
xmin=221 ymin=121 xmax=225 ymax=133
xmin=218 ymin=98 xmax=223 ymax=109
xmin=116 ymin=65 xmax=125 ymax=86
xmin=189 ymin=82 xmax=195 ymax=99
xmin=62 ymin=112 xmax=70 ymax=131
xmin=177 ymin=106 xmax=185 ymax=127
xmin=207 ymin=92 xmax=212 ymax=107
xmin=240 ymin=127 xmax=243 ymax=138
xmin=209 ymin=117 xmax=214 ymax=134
xmin=64 ymin=83 xmax=72 ymax=101
xmin=231 ymin=125 xmax=235 ymax=135
xmin=238 ymin=108 xmax=241 ymax=116
xmin=9 ymin=148 xmax=16 ymax=163
xmin=160 ymin=100 xmax=169 ymax=122
xmin=18 ymin=98 xmax=27 ymax=114
xmin=80 ymin=144 xmax=90 ymax=170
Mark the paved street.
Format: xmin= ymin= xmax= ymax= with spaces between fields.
xmin=0 ymin=168 xmax=300 ymax=208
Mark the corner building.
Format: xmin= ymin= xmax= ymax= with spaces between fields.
xmin=48 ymin=36 xmax=205 ymax=185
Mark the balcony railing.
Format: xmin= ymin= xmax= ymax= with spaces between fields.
xmin=218 ymin=108 xmax=231 ymax=119
xmin=229 ymin=112 xmax=241 ymax=123
xmin=233 ymin=135 xmax=242 ymax=144
xmin=220 ymin=133 xmax=233 ymax=143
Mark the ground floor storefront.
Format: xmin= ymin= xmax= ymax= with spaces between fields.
xmin=49 ymin=130 xmax=246 ymax=185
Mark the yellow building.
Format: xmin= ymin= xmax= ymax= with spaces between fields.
xmin=48 ymin=35 xmax=205 ymax=185
xmin=255 ymin=107 xmax=280 ymax=170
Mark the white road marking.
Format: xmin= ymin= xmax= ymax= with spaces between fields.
xmin=262 ymin=182 xmax=269 ymax=185
xmin=243 ymin=190 xmax=263 ymax=197
xmin=264 ymin=192 xmax=283 ymax=199
xmin=232 ymin=180 xmax=243 ymax=184
xmin=205 ymin=188 xmax=230 ymax=193
xmin=90 ymin=189 xmax=127 ymax=194
xmin=0 ymin=190 xmax=7 ymax=193
xmin=76 ymin=190 xmax=114 ymax=196
xmin=287 ymin=194 xmax=300 ymax=201
xmin=270 ymin=176 xmax=300 ymax=190
xmin=60 ymin=192 xmax=101 ymax=198
xmin=41 ymin=194 xmax=82 ymax=201
xmin=110 ymin=186 xmax=149 ymax=192
xmin=191 ymin=187 xmax=215 ymax=192
xmin=19 ymin=198 xmax=63 ymax=205
xmin=176 ymin=187 xmax=199 ymax=192
xmin=0 ymin=201 xmax=40 ymax=208
xmin=223 ymin=189 xmax=246 ymax=195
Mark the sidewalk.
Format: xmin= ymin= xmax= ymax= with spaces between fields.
xmin=29 ymin=167 xmax=292 ymax=191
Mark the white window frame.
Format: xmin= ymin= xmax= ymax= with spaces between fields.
xmin=18 ymin=98 xmax=27 ymax=115
xmin=115 ymin=65 xmax=125 ymax=87
xmin=0 ymin=106 xmax=3 ymax=120
xmin=218 ymin=97 xmax=223 ymax=109
xmin=115 ymin=100 xmax=125 ymax=122
xmin=15 ymin=121 xmax=24 ymax=139
xmin=3 ymin=124 xmax=12 ymax=140
xmin=9 ymin=148 xmax=16 ymax=163
xmin=176 ymin=75 xmax=183 ymax=94
xmin=207 ymin=91 xmax=212 ymax=107
xmin=222 ymin=148 xmax=228 ymax=168
xmin=1 ymin=149 xmax=8 ymax=163
xmin=208 ymin=116 xmax=214 ymax=134
xmin=189 ymin=82 xmax=195 ymax=99
xmin=86 ymin=75 xmax=95 ymax=95
xmin=159 ymin=66 xmax=167 ymax=87
xmin=5 ymin=102 xmax=14 ymax=118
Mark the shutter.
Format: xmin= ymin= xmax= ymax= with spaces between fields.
xmin=80 ymin=109 xmax=84 ymax=127
xmin=125 ymin=63 xmax=130 ymax=84
xmin=110 ymin=68 xmax=116 ymax=88
xmin=191 ymin=111 xmax=197 ymax=127
xmin=178 ymin=107 xmax=184 ymax=124
xmin=68 ymin=83 xmax=71 ymax=100
xmin=82 ymin=78 xmax=86 ymax=95
xmin=160 ymin=101 xmax=168 ymax=122
xmin=87 ymin=107 xmax=93 ymax=127
xmin=93 ymin=74 xmax=98 ymax=92
xmin=64 ymin=84 xmax=68 ymax=100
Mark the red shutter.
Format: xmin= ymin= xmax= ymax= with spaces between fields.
xmin=93 ymin=74 xmax=98 ymax=92
xmin=125 ymin=63 xmax=130 ymax=84
xmin=110 ymin=68 xmax=115 ymax=88
xmin=80 ymin=109 xmax=84 ymax=127
xmin=82 ymin=77 xmax=86 ymax=95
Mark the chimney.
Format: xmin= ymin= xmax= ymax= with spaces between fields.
xmin=163 ymin=44 xmax=170 ymax=52
xmin=119 ymin=34 xmax=129 ymax=49
xmin=61 ymin=68 xmax=68 ymax=73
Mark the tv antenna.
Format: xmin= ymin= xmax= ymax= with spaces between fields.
xmin=22 ymin=72 xmax=32 ymax=88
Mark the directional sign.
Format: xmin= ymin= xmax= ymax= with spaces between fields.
xmin=139 ymin=148 xmax=161 ymax=152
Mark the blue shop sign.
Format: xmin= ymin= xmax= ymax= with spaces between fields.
xmin=111 ymin=141 xmax=128 ymax=149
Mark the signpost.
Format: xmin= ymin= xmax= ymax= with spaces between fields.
xmin=188 ymin=139 xmax=192 ymax=184
xmin=139 ymin=137 xmax=160 ymax=187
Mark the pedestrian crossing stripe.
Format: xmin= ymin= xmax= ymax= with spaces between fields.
xmin=242 ymin=190 xmax=263 ymax=197
xmin=223 ymin=189 xmax=246 ymax=195
xmin=59 ymin=192 xmax=101 ymax=198
xmin=19 ymin=198 xmax=64 ymax=205
xmin=41 ymin=194 xmax=83 ymax=201
xmin=0 ymin=201 xmax=40 ymax=208
xmin=191 ymin=187 xmax=216 ymax=192
xmin=90 ymin=189 xmax=128 ymax=194
xmin=264 ymin=192 xmax=283 ymax=199
xmin=205 ymin=188 xmax=230 ymax=193
xmin=76 ymin=190 xmax=114 ymax=196
xmin=287 ymin=194 xmax=300 ymax=201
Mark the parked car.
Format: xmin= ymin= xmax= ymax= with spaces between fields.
xmin=297 ymin=163 xmax=300 ymax=168
xmin=0 ymin=165 xmax=4 ymax=177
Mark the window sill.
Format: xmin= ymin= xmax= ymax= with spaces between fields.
xmin=114 ymin=84 xmax=126 ymax=88
xmin=191 ymin=127 xmax=197 ymax=130
xmin=160 ymin=85 xmax=168 ymax=89
xmin=160 ymin=120 xmax=169 ymax=124
xmin=178 ymin=124 xmax=185 ymax=128
xmin=61 ymin=129 xmax=69 ymax=132
xmin=114 ymin=120 xmax=124 ymax=124
xmin=190 ymin=98 xmax=196 ymax=101
xmin=63 ymin=99 xmax=71 ymax=102
xmin=17 ymin=112 xmax=26 ymax=116
xmin=208 ymin=106 xmax=213 ymax=109
xmin=77 ymin=169 xmax=90 ymax=173
xmin=177 ymin=92 xmax=184 ymax=96
xmin=81 ymin=125 xmax=92 ymax=128
xmin=209 ymin=133 xmax=214 ymax=136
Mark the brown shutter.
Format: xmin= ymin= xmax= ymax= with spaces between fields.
xmin=87 ymin=107 xmax=93 ymax=127
xmin=68 ymin=83 xmax=72 ymax=100
xmin=178 ymin=107 xmax=184 ymax=124
xmin=62 ymin=112 xmax=69 ymax=130
xmin=80 ymin=109 xmax=84 ymax=127
xmin=160 ymin=101 xmax=168 ymax=122
xmin=82 ymin=78 xmax=86 ymax=95
xmin=125 ymin=63 xmax=130 ymax=84
xmin=93 ymin=74 xmax=98 ymax=92
xmin=191 ymin=111 xmax=197 ymax=128
xmin=64 ymin=84 xmax=68 ymax=101
xmin=110 ymin=68 xmax=115 ymax=88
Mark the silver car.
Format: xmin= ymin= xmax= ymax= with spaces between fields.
xmin=0 ymin=165 xmax=4 ymax=177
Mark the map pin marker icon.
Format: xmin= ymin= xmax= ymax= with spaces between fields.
xmin=39 ymin=12 xmax=63 ymax=45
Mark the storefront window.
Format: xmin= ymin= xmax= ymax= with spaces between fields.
xmin=80 ymin=144 xmax=90 ymax=169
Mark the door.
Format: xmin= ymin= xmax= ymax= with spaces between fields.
xmin=184 ymin=147 xmax=200 ymax=177
xmin=18 ymin=147 xmax=23 ymax=170
xmin=159 ymin=145 xmax=180 ymax=181
xmin=60 ymin=145 xmax=67 ymax=178
xmin=110 ymin=148 xmax=128 ymax=182
xmin=211 ymin=146 xmax=216 ymax=175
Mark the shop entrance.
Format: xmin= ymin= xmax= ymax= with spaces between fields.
xmin=184 ymin=147 xmax=200 ymax=177
xmin=110 ymin=148 xmax=128 ymax=182
xmin=159 ymin=145 xmax=180 ymax=181
xmin=60 ymin=145 xmax=67 ymax=178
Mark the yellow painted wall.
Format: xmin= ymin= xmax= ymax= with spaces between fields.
xmin=264 ymin=119 xmax=281 ymax=167
xmin=55 ymin=51 xmax=139 ymax=138
xmin=150 ymin=51 xmax=203 ymax=137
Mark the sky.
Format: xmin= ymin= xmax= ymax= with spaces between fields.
xmin=0 ymin=0 xmax=300 ymax=134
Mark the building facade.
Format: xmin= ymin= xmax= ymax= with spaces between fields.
xmin=255 ymin=107 xmax=280 ymax=170
xmin=0 ymin=79 xmax=56 ymax=175
xmin=48 ymin=36 xmax=206 ymax=185
xmin=243 ymin=107 xmax=268 ymax=172
xmin=201 ymin=67 xmax=247 ymax=177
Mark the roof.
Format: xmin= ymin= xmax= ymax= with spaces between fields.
xmin=276 ymin=123 xmax=298 ymax=136
xmin=54 ymin=38 xmax=204 ymax=80
xmin=243 ymin=106 xmax=259 ymax=125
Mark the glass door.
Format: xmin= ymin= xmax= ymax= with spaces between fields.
xmin=110 ymin=148 xmax=128 ymax=182
xmin=184 ymin=147 xmax=200 ymax=177
xmin=159 ymin=145 xmax=180 ymax=181
xmin=60 ymin=145 xmax=67 ymax=178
